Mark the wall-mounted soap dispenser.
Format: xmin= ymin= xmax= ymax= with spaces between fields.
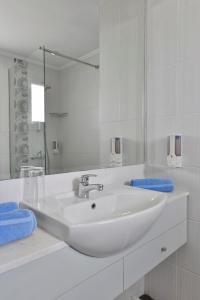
xmin=167 ymin=135 xmax=182 ymax=167
xmin=110 ymin=137 xmax=123 ymax=167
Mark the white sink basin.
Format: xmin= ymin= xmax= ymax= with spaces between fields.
xmin=21 ymin=187 xmax=166 ymax=257
xmin=64 ymin=188 xmax=166 ymax=257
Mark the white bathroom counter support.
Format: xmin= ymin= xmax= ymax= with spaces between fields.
xmin=0 ymin=190 xmax=188 ymax=300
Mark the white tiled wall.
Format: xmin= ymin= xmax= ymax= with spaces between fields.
xmin=146 ymin=0 xmax=200 ymax=298
xmin=99 ymin=0 xmax=145 ymax=167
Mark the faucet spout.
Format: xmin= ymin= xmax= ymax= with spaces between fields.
xmin=78 ymin=175 xmax=104 ymax=198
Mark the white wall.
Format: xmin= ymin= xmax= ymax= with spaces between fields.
xmin=56 ymin=53 xmax=100 ymax=173
xmin=145 ymin=0 xmax=200 ymax=299
xmin=99 ymin=0 xmax=145 ymax=168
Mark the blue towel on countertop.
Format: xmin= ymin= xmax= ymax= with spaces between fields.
xmin=131 ymin=178 xmax=174 ymax=192
xmin=0 ymin=209 xmax=37 ymax=246
xmin=0 ymin=202 xmax=18 ymax=214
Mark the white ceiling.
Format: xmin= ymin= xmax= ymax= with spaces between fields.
xmin=0 ymin=0 xmax=100 ymax=68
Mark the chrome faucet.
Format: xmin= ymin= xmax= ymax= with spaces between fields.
xmin=78 ymin=174 xmax=104 ymax=198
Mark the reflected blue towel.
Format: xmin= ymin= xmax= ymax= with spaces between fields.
xmin=0 ymin=202 xmax=18 ymax=214
xmin=131 ymin=178 xmax=174 ymax=192
xmin=0 ymin=209 xmax=37 ymax=245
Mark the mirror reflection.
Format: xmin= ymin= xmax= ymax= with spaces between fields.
xmin=0 ymin=0 xmax=145 ymax=180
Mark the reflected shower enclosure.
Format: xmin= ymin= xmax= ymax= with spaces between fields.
xmin=42 ymin=45 xmax=101 ymax=175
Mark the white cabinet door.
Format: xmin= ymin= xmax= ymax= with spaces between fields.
xmin=124 ymin=221 xmax=187 ymax=290
xmin=57 ymin=260 xmax=123 ymax=300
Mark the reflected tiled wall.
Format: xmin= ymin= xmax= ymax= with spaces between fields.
xmin=99 ymin=0 xmax=145 ymax=167
xmin=58 ymin=53 xmax=100 ymax=172
xmin=146 ymin=0 xmax=200 ymax=299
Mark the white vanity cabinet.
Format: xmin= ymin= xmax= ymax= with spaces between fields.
xmin=56 ymin=221 xmax=187 ymax=300
xmin=57 ymin=260 xmax=123 ymax=300
xmin=124 ymin=221 xmax=186 ymax=290
xmin=0 ymin=191 xmax=187 ymax=300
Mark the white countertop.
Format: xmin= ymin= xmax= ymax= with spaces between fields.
xmin=0 ymin=228 xmax=66 ymax=275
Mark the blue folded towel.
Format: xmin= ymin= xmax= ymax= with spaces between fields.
xmin=0 ymin=202 xmax=18 ymax=214
xmin=0 ymin=209 xmax=37 ymax=245
xmin=131 ymin=178 xmax=174 ymax=192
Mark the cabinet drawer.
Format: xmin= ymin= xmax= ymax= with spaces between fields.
xmin=57 ymin=260 xmax=123 ymax=300
xmin=124 ymin=221 xmax=187 ymax=290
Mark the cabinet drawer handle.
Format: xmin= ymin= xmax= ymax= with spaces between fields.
xmin=161 ymin=247 xmax=167 ymax=252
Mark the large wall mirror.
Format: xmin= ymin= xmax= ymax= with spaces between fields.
xmin=0 ymin=0 xmax=145 ymax=180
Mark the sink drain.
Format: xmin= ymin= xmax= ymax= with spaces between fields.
xmin=91 ymin=203 xmax=96 ymax=209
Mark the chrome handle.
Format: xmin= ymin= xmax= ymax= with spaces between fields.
xmin=80 ymin=174 xmax=97 ymax=185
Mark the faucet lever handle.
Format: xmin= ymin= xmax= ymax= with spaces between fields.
xmin=80 ymin=174 xmax=97 ymax=186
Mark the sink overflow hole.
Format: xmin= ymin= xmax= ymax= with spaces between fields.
xmin=91 ymin=203 xmax=96 ymax=209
